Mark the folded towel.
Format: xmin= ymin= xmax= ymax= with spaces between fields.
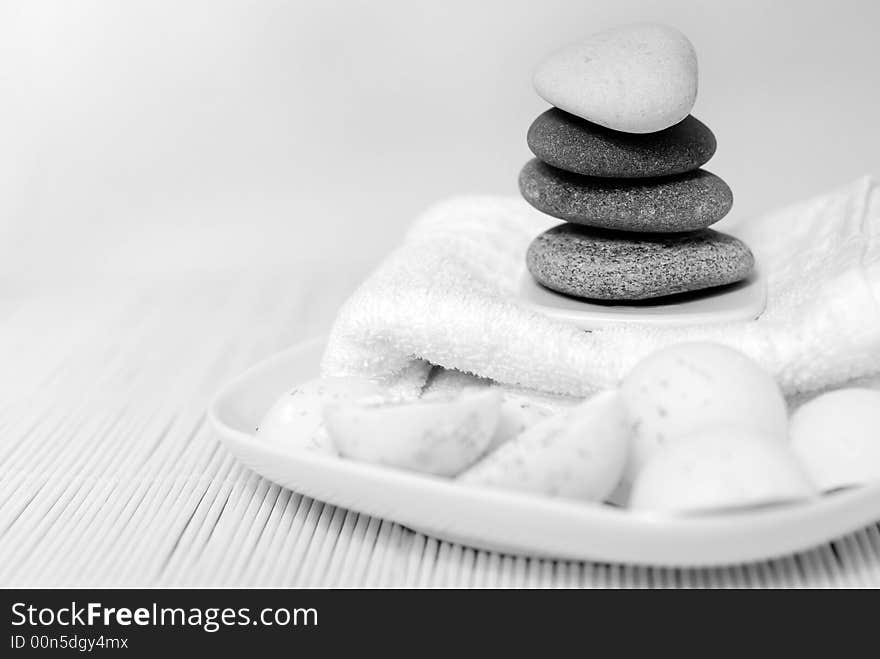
xmin=321 ymin=177 xmax=880 ymax=399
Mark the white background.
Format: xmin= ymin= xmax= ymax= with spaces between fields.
xmin=2 ymin=1 xmax=878 ymax=279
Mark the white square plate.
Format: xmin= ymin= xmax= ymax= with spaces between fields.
xmin=209 ymin=336 xmax=880 ymax=566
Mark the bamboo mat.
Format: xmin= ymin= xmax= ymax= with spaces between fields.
xmin=3 ymin=268 xmax=880 ymax=588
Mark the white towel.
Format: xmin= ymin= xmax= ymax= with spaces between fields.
xmin=321 ymin=176 xmax=880 ymax=399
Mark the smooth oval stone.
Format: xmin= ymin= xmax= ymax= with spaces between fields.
xmin=519 ymin=159 xmax=732 ymax=232
xmin=533 ymin=23 xmax=698 ymax=133
xmin=527 ymin=109 xmax=716 ymax=178
xmin=527 ymin=223 xmax=754 ymax=301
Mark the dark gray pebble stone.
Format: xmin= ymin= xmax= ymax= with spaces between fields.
xmin=519 ymin=159 xmax=733 ymax=232
xmin=527 ymin=109 xmax=716 ymax=178
xmin=526 ymin=223 xmax=755 ymax=300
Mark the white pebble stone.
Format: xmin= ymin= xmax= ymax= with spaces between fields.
xmin=533 ymin=23 xmax=698 ymax=134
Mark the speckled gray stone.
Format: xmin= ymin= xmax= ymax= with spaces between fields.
xmin=527 ymin=223 xmax=754 ymax=300
xmin=519 ymin=159 xmax=733 ymax=232
xmin=527 ymin=110 xmax=716 ymax=178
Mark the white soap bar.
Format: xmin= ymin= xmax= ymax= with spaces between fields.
xmin=790 ymin=388 xmax=880 ymax=491
xmin=458 ymin=390 xmax=632 ymax=502
xmin=630 ymin=428 xmax=816 ymax=514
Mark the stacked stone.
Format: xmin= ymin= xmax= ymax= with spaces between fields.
xmin=520 ymin=24 xmax=754 ymax=301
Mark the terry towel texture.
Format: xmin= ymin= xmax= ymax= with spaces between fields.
xmin=321 ymin=177 xmax=880 ymax=399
